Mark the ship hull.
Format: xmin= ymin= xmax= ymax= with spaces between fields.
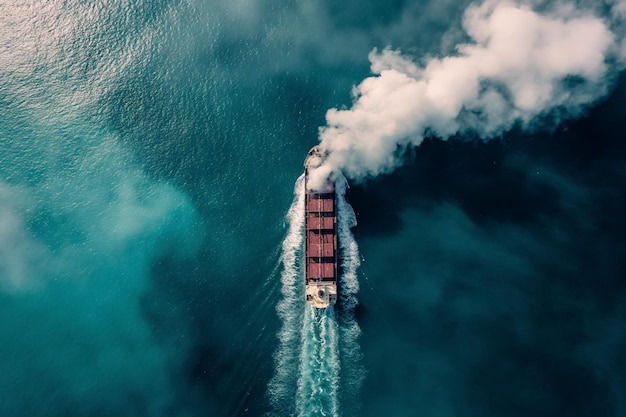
xmin=304 ymin=147 xmax=338 ymax=308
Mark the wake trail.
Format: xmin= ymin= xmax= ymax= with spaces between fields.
xmin=268 ymin=176 xmax=364 ymax=417
xmin=295 ymin=306 xmax=340 ymax=417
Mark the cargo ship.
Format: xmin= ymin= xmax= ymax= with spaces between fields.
xmin=303 ymin=146 xmax=338 ymax=308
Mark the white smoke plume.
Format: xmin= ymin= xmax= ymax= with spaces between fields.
xmin=312 ymin=0 xmax=624 ymax=183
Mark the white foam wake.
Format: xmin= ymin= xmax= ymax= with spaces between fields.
xmin=268 ymin=175 xmax=306 ymax=416
xmin=295 ymin=306 xmax=340 ymax=417
xmin=334 ymin=176 xmax=365 ymax=416
xmin=268 ymin=175 xmax=363 ymax=417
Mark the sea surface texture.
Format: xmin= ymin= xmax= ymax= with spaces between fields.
xmin=1 ymin=1 xmax=625 ymax=417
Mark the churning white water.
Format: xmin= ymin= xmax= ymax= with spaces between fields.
xmin=268 ymin=175 xmax=363 ymax=417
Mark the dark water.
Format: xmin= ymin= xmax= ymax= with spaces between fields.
xmin=1 ymin=1 xmax=625 ymax=416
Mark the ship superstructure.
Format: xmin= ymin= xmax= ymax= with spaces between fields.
xmin=304 ymin=146 xmax=338 ymax=308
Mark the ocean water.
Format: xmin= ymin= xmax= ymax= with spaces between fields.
xmin=1 ymin=1 xmax=625 ymax=417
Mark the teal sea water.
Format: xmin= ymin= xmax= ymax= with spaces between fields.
xmin=1 ymin=1 xmax=625 ymax=416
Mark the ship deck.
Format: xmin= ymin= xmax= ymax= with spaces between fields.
xmin=304 ymin=185 xmax=338 ymax=308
